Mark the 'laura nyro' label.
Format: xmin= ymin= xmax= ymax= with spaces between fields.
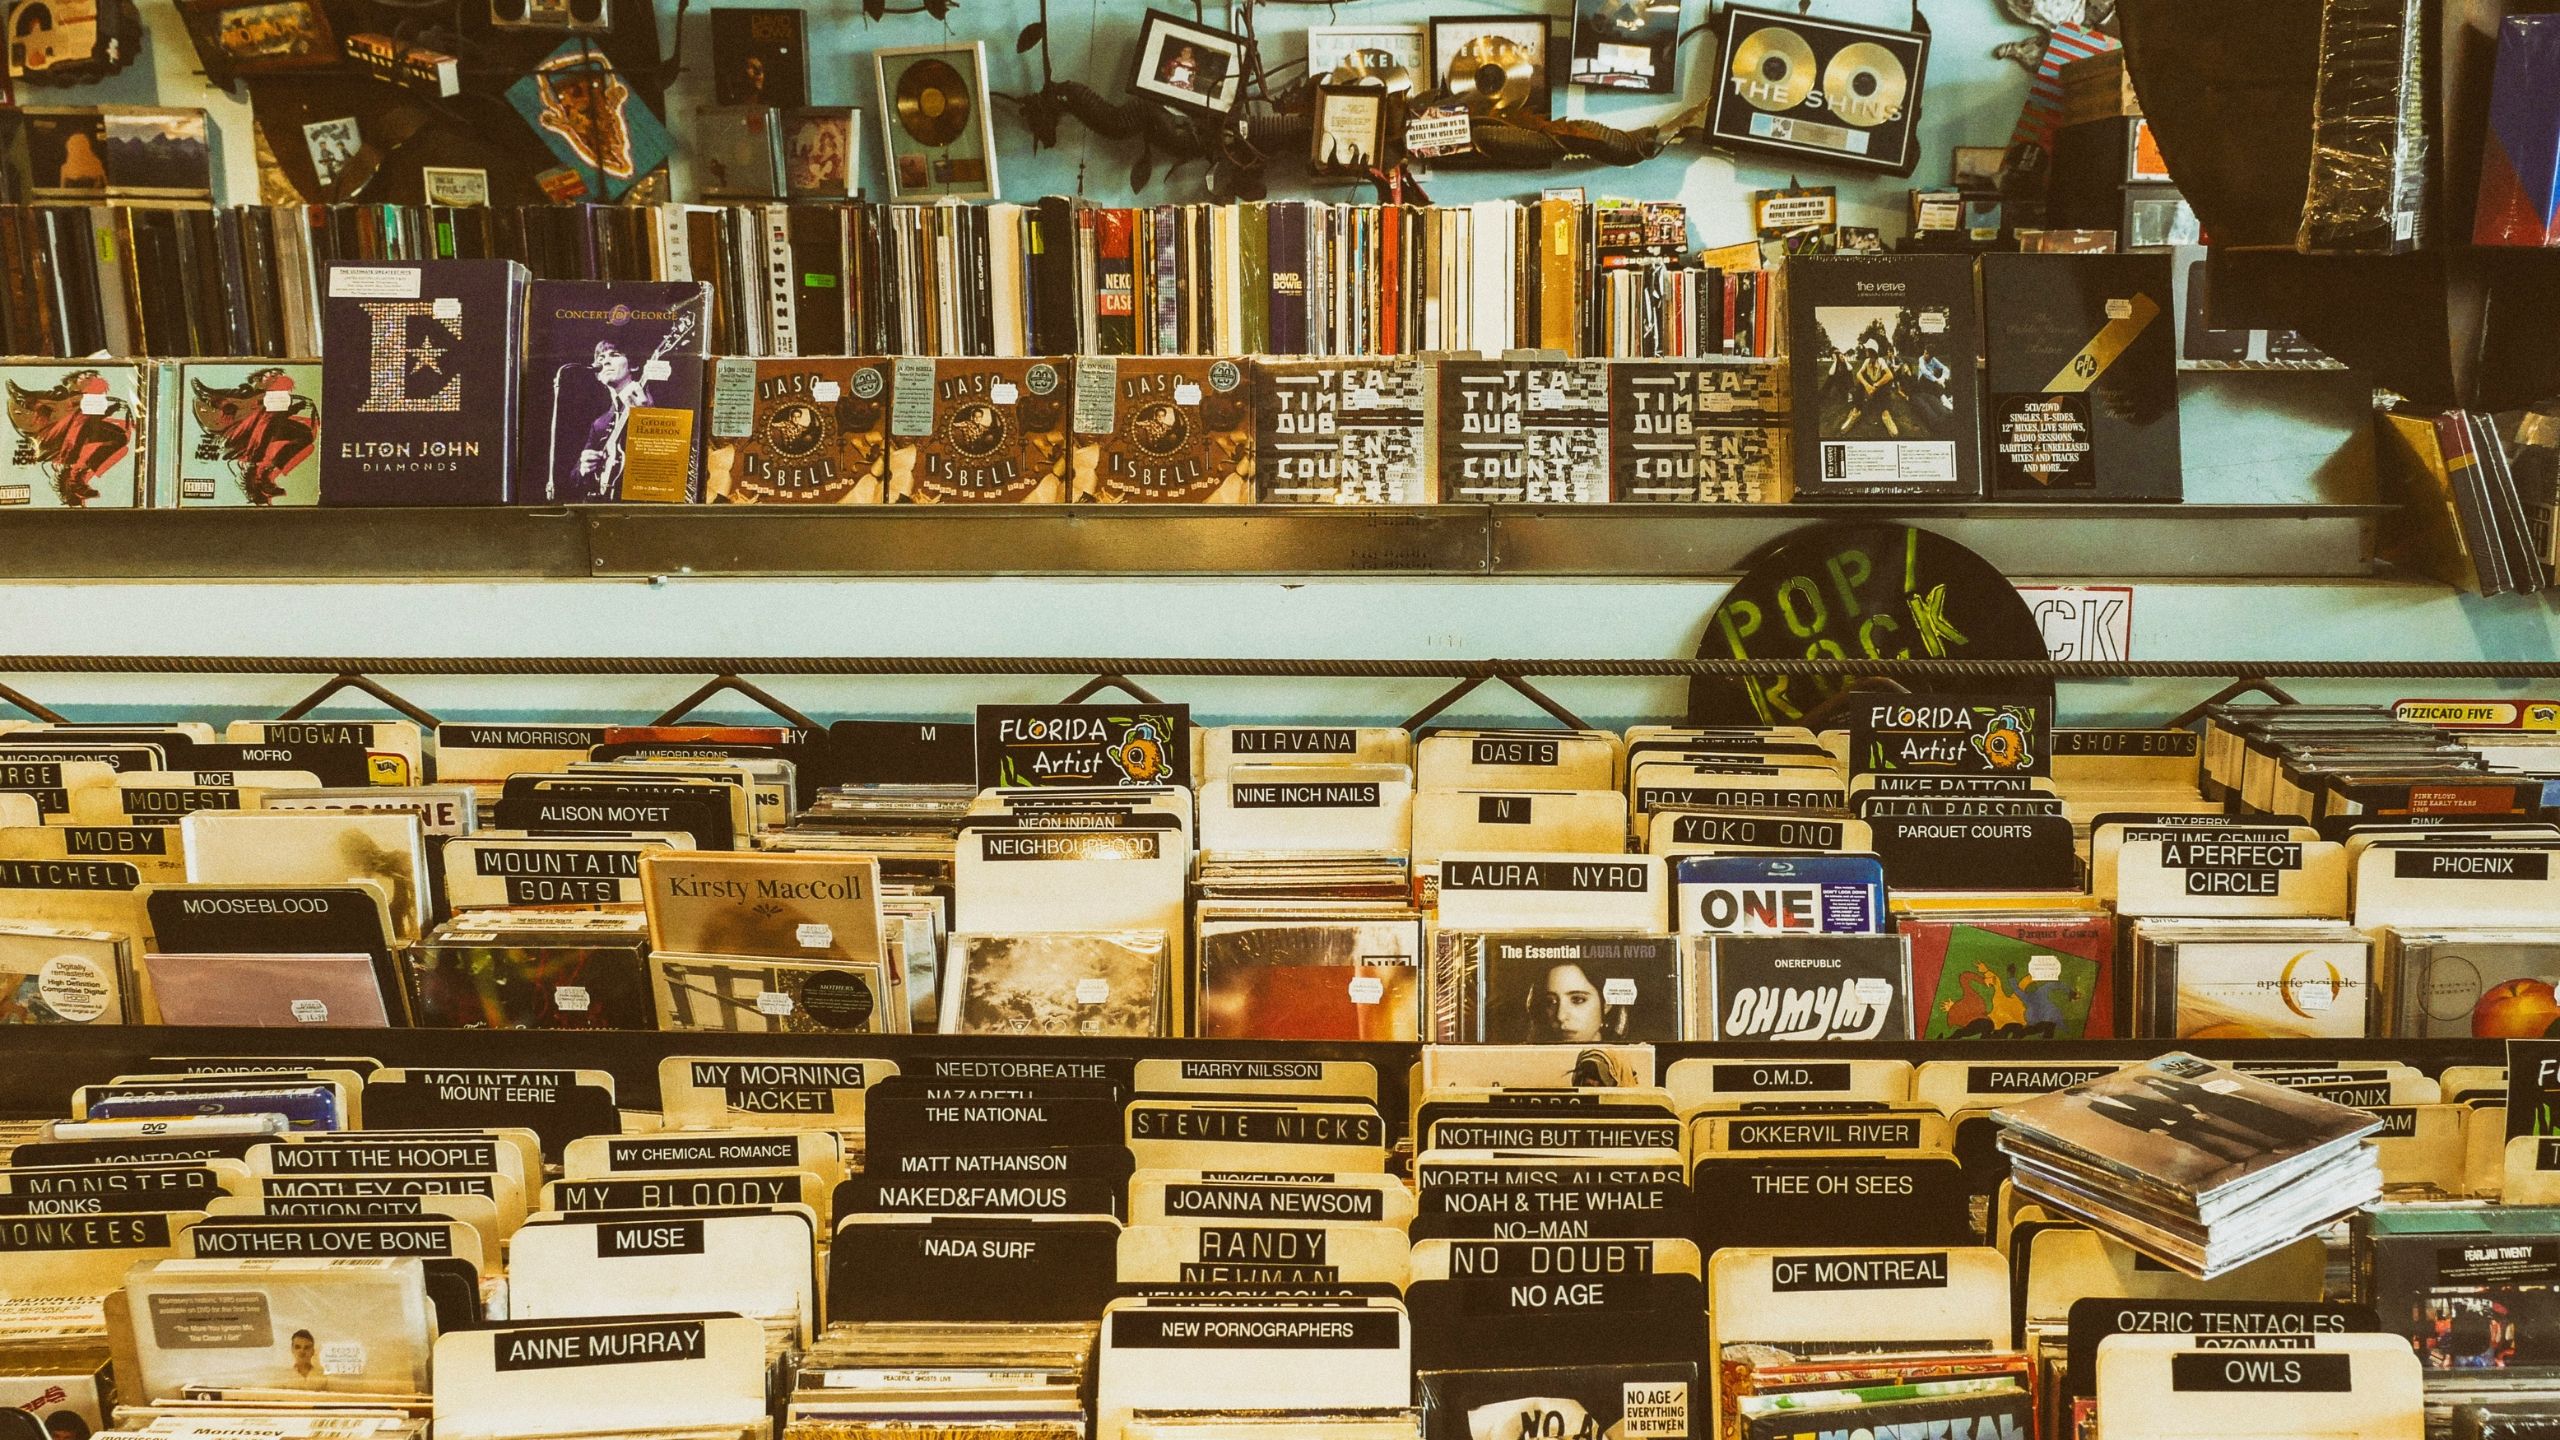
xmin=2168 ymin=1352 xmax=2352 ymax=1392
xmin=1769 ymin=1250 xmax=1948 ymax=1291
xmin=494 ymin=1320 xmax=707 ymax=1371
xmin=1441 ymin=859 xmax=1650 ymax=892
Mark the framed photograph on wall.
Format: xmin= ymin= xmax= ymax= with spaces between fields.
xmin=1310 ymin=81 xmax=1388 ymax=175
xmin=1130 ymin=10 xmax=1247 ymax=116
xmin=873 ymin=41 xmax=998 ymax=202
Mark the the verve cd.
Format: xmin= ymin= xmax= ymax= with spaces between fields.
xmin=894 ymin=57 xmax=971 ymax=147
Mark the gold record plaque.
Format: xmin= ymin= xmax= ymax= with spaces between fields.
xmin=894 ymin=57 xmax=971 ymax=146
xmin=1070 ymin=357 xmax=1253 ymax=503
xmin=1728 ymin=23 xmax=1815 ymax=111
xmin=1445 ymin=35 xmax=1534 ymax=113
xmin=1822 ymin=41 xmax=1908 ymax=129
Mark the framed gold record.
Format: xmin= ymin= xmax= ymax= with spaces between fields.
xmin=1307 ymin=23 xmax=1424 ymax=97
xmin=1428 ymin=15 xmax=1549 ymax=119
xmin=871 ymin=40 xmax=998 ymax=201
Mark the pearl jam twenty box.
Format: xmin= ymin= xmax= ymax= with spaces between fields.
xmin=319 ymin=259 xmax=529 ymax=505
xmin=1980 ymin=252 xmax=2181 ymax=501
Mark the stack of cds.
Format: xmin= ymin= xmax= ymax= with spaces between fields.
xmin=1994 ymin=1052 xmax=2382 ymax=1277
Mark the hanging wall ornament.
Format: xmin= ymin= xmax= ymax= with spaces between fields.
xmin=6 ymin=0 xmax=143 ymax=87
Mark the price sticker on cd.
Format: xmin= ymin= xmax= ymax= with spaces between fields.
xmin=1853 ymin=977 xmax=1895 ymax=1008
xmin=263 ymin=389 xmax=292 ymax=412
xmin=795 ymin=922 xmax=834 ymax=949
xmin=319 ymin=1341 xmax=367 ymax=1376
xmin=289 ymin=998 xmax=329 ymax=1023
xmin=890 ymin=357 xmax=937 ymax=437
xmin=1075 ymin=978 xmax=1111 ymax=1005
xmin=990 ymin=381 xmax=1020 ymax=406
xmin=711 ymin=358 xmax=759 ymax=438
xmin=1347 ymin=975 xmax=1385 ymax=1005
xmin=1602 ymin=977 xmax=1639 ymax=1005
xmin=2028 ymin=954 xmax=2062 ymax=982
xmin=811 ymin=379 xmax=841 ymax=403
xmin=756 ymin=990 xmax=795 ymax=1017
xmin=1074 ymin=356 xmax=1120 ymax=434
xmin=432 ymin=297 xmax=462 ymax=320
xmin=643 ymin=359 xmax=672 ymax=382
xmin=79 ymin=392 xmax=108 ymax=415
xmin=1173 ymin=381 xmax=1202 ymax=406
xmin=553 ymin=985 xmax=591 ymax=1013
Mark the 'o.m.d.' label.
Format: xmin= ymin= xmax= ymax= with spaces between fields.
xmin=1707 ymin=1063 xmax=1855 ymax=1093
xmin=2168 ymin=1352 xmax=2352 ymax=1392
xmin=1770 ymin=1251 xmax=1948 ymax=1291
xmin=495 ymin=1320 xmax=707 ymax=1371
xmin=597 ymin=1220 xmax=704 ymax=1257
xmin=2158 ymin=839 xmax=2300 ymax=897
xmin=605 ymin=1134 xmax=804 ymax=1170
xmin=1129 ymin=1108 xmax=1383 ymax=1147
xmin=1108 ymin=1308 xmax=1401 ymax=1348
xmin=1229 ymin=783 xmax=1380 ymax=808
xmin=1232 ymin=729 xmax=1356 ymax=756
xmin=1442 ymin=860 xmax=1650 ymax=892
xmin=2394 ymin=851 xmax=2552 ymax=881
xmin=980 ymin=832 xmax=1162 ymax=862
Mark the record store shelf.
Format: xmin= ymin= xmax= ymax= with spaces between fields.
xmin=0 ymin=503 xmax=2387 ymax=581
xmin=0 ymin=1026 xmax=2512 ymax=1132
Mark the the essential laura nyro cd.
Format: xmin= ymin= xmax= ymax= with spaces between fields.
xmin=894 ymin=57 xmax=971 ymax=146
xmin=1446 ymin=35 xmax=1534 ymax=113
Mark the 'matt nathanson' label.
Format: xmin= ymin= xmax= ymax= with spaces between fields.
xmin=1770 ymin=1250 xmax=1949 ymax=1291
xmin=494 ymin=1320 xmax=707 ymax=1370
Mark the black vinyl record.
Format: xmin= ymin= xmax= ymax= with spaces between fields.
xmin=1687 ymin=522 xmax=2049 ymax=726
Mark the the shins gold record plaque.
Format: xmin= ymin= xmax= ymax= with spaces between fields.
xmin=1709 ymin=5 xmax=1927 ymax=175
xmin=887 ymin=357 xmax=1070 ymax=503
xmin=706 ymin=356 xmax=889 ymax=504
xmin=1430 ymin=17 xmax=1549 ymax=118
xmin=1071 ymin=357 xmax=1253 ymax=503
xmin=1689 ymin=522 xmax=2048 ymax=726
